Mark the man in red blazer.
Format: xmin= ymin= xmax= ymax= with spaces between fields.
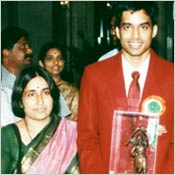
xmin=77 ymin=2 xmax=174 ymax=174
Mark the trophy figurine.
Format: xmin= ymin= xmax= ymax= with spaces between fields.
xmin=126 ymin=127 xmax=149 ymax=174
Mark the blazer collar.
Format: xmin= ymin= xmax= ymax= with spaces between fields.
xmin=105 ymin=51 xmax=128 ymax=110
xmin=141 ymin=49 xmax=164 ymax=102
xmin=105 ymin=49 xmax=162 ymax=110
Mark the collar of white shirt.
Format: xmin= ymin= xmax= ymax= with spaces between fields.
xmin=122 ymin=54 xmax=150 ymax=98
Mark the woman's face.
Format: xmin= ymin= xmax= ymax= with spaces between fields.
xmin=22 ymin=76 xmax=53 ymax=121
xmin=43 ymin=48 xmax=65 ymax=76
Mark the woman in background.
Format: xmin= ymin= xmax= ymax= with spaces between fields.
xmin=1 ymin=65 xmax=79 ymax=174
xmin=38 ymin=42 xmax=79 ymax=121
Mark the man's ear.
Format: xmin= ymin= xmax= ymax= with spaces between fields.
xmin=152 ymin=24 xmax=158 ymax=39
xmin=2 ymin=49 xmax=10 ymax=65
xmin=115 ymin=27 xmax=120 ymax=39
xmin=38 ymin=60 xmax=44 ymax=67
xmin=2 ymin=49 xmax=10 ymax=57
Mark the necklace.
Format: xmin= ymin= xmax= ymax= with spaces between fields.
xmin=24 ymin=119 xmax=33 ymax=140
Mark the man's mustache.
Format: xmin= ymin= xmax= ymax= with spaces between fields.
xmin=25 ymin=53 xmax=33 ymax=60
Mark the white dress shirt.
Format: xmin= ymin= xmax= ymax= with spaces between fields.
xmin=98 ymin=48 xmax=119 ymax=61
xmin=122 ymin=54 xmax=150 ymax=100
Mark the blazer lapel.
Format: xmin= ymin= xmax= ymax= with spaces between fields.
xmin=105 ymin=53 xmax=128 ymax=110
xmin=141 ymin=50 xmax=165 ymax=103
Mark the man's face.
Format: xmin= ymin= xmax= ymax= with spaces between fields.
xmin=110 ymin=16 xmax=117 ymax=46
xmin=116 ymin=9 xmax=158 ymax=59
xmin=7 ymin=37 xmax=33 ymax=70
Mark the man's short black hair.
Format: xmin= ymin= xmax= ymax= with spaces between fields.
xmin=115 ymin=1 xmax=158 ymax=27
xmin=1 ymin=26 xmax=29 ymax=58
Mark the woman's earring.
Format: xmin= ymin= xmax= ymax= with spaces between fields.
xmin=20 ymin=102 xmax=23 ymax=108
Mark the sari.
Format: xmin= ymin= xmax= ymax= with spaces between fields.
xmin=1 ymin=114 xmax=79 ymax=174
xmin=58 ymin=82 xmax=79 ymax=121
xmin=21 ymin=115 xmax=79 ymax=174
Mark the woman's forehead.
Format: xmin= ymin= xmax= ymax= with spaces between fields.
xmin=24 ymin=76 xmax=49 ymax=91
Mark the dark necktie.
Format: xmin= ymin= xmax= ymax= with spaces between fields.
xmin=127 ymin=71 xmax=140 ymax=110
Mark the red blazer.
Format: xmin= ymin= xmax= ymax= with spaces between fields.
xmin=77 ymin=49 xmax=174 ymax=174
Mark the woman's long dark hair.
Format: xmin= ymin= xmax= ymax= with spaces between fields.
xmin=12 ymin=65 xmax=60 ymax=118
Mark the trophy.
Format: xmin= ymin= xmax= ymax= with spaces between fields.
xmin=109 ymin=110 xmax=159 ymax=174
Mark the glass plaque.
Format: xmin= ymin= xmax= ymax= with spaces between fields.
xmin=109 ymin=110 xmax=159 ymax=174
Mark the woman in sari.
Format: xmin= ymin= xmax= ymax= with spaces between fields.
xmin=38 ymin=42 xmax=79 ymax=121
xmin=1 ymin=65 xmax=79 ymax=174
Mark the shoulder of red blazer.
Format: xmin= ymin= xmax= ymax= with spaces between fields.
xmin=84 ymin=50 xmax=122 ymax=74
xmin=150 ymin=49 xmax=174 ymax=68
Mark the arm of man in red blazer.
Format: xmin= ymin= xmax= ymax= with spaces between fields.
xmin=164 ymin=70 xmax=174 ymax=173
xmin=77 ymin=67 xmax=106 ymax=173
xmin=166 ymin=110 xmax=174 ymax=173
